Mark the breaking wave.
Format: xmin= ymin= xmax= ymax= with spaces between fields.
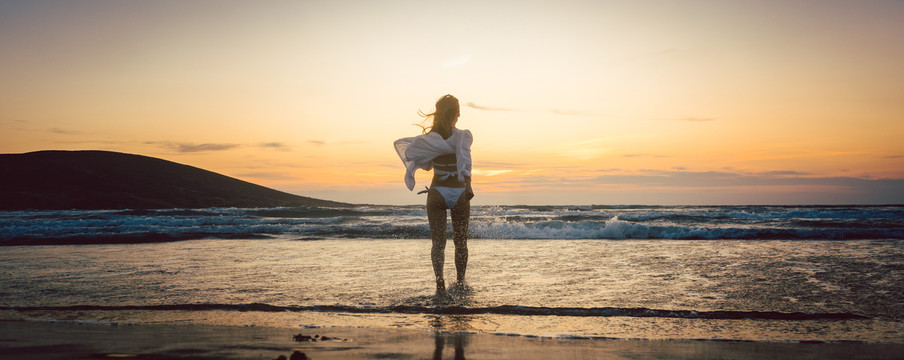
xmin=2 ymin=205 xmax=902 ymax=244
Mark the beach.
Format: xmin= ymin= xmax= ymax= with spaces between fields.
xmin=2 ymin=205 xmax=903 ymax=358
xmin=4 ymin=0 xmax=904 ymax=355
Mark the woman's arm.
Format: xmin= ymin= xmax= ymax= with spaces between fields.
xmin=455 ymin=129 xmax=473 ymax=184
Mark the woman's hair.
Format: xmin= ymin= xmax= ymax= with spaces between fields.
xmin=417 ymin=94 xmax=460 ymax=138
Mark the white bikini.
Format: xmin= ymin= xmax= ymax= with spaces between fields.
xmin=418 ymin=160 xmax=468 ymax=209
xmin=394 ymin=129 xmax=473 ymax=209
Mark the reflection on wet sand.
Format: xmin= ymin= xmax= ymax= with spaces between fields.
xmin=430 ymin=313 xmax=472 ymax=360
xmin=434 ymin=331 xmax=466 ymax=360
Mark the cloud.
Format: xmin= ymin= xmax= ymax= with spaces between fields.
xmin=235 ymin=171 xmax=300 ymax=181
xmin=305 ymin=140 xmax=367 ymax=147
xmin=621 ymin=153 xmax=670 ymax=158
xmin=47 ymin=127 xmax=81 ymax=135
xmin=465 ymin=102 xmax=603 ymax=117
xmin=5 ymin=122 xmax=82 ymax=134
xmin=176 ymin=143 xmax=240 ymax=152
xmin=258 ymin=142 xmax=290 ymax=151
xmin=678 ymin=117 xmax=717 ymax=122
xmin=555 ymin=139 xmax=612 ymax=160
xmin=441 ymin=54 xmax=471 ymax=69
xmin=472 ymin=169 xmax=512 ymax=177
xmin=466 ymin=102 xmax=516 ymax=112
xmin=496 ymin=168 xmax=904 ymax=204
xmin=52 ymin=139 xmax=125 ymax=145
xmin=759 ymin=170 xmax=810 ymax=176
xmin=475 ymin=160 xmax=525 ymax=169
xmin=466 ymin=154 xmax=904 ymax=204
xmin=0 ymin=119 xmax=29 ymax=132
xmin=147 ymin=142 xmax=240 ymax=153
xmin=587 ymin=170 xmax=901 ymax=191
xmin=148 ymin=141 xmax=293 ymax=152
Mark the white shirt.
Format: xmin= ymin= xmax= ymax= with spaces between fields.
xmin=394 ymin=128 xmax=473 ymax=191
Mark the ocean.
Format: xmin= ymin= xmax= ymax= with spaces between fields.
xmin=1 ymin=205 xmax=902 ymax=343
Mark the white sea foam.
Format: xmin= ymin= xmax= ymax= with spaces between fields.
xmin=1 ymin=205 xmax=902 ymax=242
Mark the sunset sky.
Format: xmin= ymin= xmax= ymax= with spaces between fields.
xmin=1 ymin=0 xmax=902 ymax=205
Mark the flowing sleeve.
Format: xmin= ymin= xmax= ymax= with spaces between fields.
xmin=394 ymin=132 xmax=460 ymax=191
xmin=395 ymin=133 xmax=450 ymax=190
xmin=394 ymin=136 xmax=423 ymax=191
xmin=456 ymin=129 xmax=473 ymax=183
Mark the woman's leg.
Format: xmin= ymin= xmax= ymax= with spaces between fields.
xmin=450 ymin=197 xmax=470 ymax=284
xmin=426 ymin=190 xmax=448 ymax=294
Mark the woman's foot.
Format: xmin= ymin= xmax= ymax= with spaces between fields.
xmin=433 ymin=288 xmax=451 ymax=304
xmin=434 ymin=279 xmax=451 ymax=304
xmin=448 ymin=281 xmax=472 ymax=298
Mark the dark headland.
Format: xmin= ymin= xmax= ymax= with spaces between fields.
xmin=0 ymin=150 xmax=351 ymax=210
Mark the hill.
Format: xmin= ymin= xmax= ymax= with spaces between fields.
xmin=0 ymin=150 xmax=351 ymax=210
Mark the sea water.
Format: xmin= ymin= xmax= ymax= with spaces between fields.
xmin=1 ymin=205 xmax=902 ymax=342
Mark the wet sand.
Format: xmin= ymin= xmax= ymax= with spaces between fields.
xmin=2 ymin=320 xmax=902 ymax=360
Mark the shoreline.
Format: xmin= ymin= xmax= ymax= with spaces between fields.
xmin=4 ymin=307 xmax=900 ymax=344
xmin=3 ymin=320 xmax=903 ymax=360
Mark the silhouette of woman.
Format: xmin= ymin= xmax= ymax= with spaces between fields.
xmin=394 ymin=94 xmax=473 ymax=301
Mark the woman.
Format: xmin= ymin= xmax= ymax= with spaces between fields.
xmin=394 ymin=94 xmax=473 ymax=301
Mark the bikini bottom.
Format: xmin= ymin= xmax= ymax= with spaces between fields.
xmin=419 ymin=186 xmax=468 ymax=209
